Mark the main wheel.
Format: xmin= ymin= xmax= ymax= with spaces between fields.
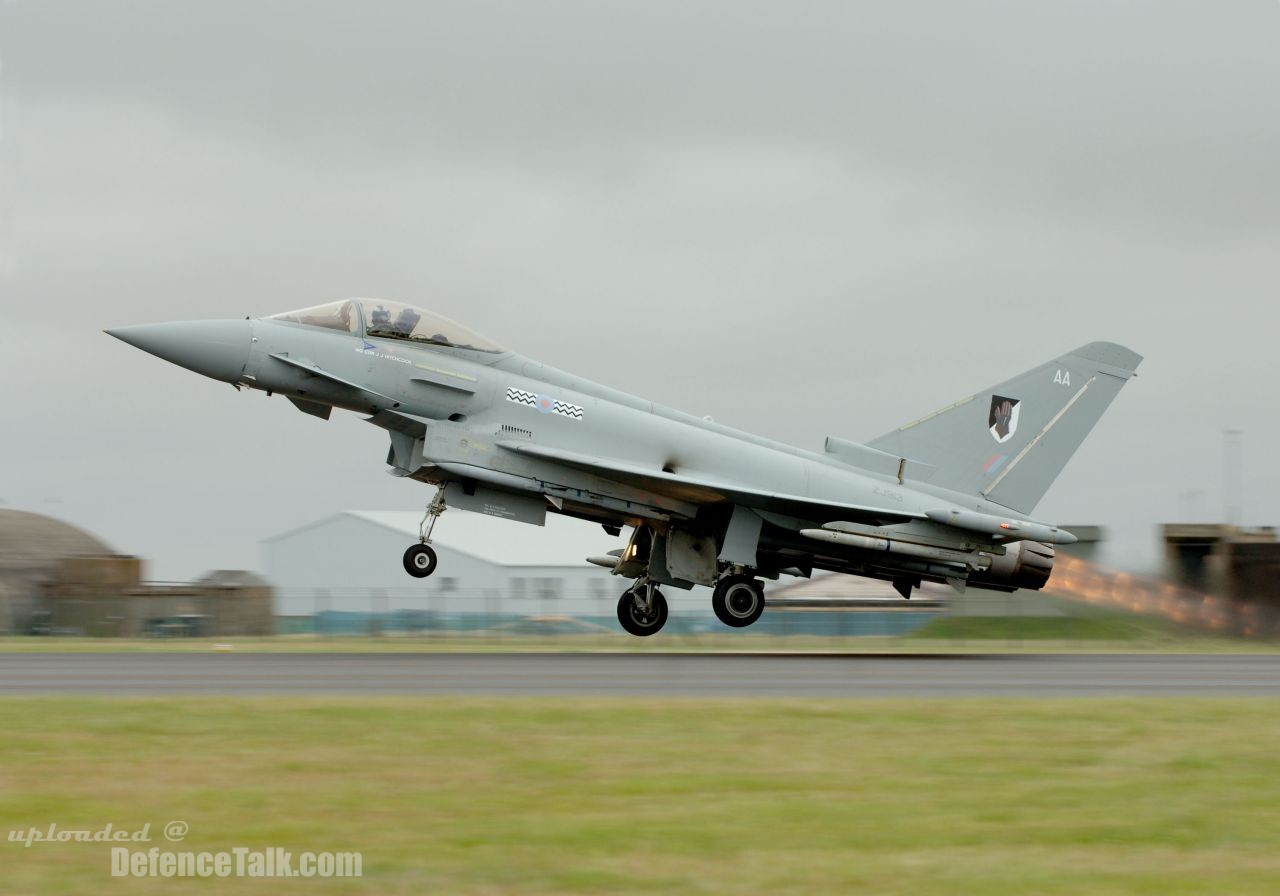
xmin=403 ymin=543 xmax=438 ymax=578
xmin=617 ymin=586 xmax=668 ymax=637
xmin=712 ymin=575 xmax=765 ymax=628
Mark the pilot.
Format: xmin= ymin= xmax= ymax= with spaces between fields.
xmin=393 ymin=307 xmax=421 ymax=336
xmin=370 ymin=305 xmax=391 ymax=329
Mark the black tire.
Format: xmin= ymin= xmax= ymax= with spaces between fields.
xmin=403 ymin=543 xmax=438 ymax=578
xmin=712 ymin=575 xmax=765 ymax=628
xmin=617 ymin=587 xmax=668 ymax=637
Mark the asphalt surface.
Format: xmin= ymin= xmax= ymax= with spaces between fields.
xmin=1 ymin=652 xmax=1279 ymax=696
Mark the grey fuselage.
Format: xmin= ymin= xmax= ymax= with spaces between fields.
xmin=243 ymin=315 xmax=1027 ymax=585
xmin=111 ymin=303 xmax=1125 ymax=594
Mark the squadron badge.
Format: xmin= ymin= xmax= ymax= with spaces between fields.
xmin=988 ymin=395 xmax=1021 ymax=443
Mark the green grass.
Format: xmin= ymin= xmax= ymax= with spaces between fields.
xmin=2 ymin=697 xmax=1280 ymax=894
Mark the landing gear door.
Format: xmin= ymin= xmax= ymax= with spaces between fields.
xmin=664 ymin=530 xmax=717 ymax=586
xmin=387 ymin=430 xmax=425 ymax=473
xmin=448 ymin=486 xmax=546 ymax=527
xmin=718 ymin=505 xmax=762 ymax=567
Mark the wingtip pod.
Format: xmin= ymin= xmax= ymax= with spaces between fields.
xmin=1069 ymin=342 xmax=1143 ymax=376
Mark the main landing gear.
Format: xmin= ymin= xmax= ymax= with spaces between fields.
xmin=403 ymin=485 xmax=447 ymax=579
xmin=617 ymin=580 xmax=668 ymax=637
xmin=711 ymin=574 xmax=766 ymax=628
xmin=613 ymin=572 xmax=766 ymax=637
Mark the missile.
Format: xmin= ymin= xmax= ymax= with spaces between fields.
xmin=799 ymin=528 xmax=990 ymax=570
xmin=587 ymin=548 xmax=626 ymax=570
xmin=924 ymin=508 xmax=1078 ymax=544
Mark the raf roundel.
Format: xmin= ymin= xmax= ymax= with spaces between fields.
xmin=536 ymin=394 xmax=555 ymax=414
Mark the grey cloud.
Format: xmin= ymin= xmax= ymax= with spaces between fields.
xmin=10 ymin=1 xmax=1279 ymax=239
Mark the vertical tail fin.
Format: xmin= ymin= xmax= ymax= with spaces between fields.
xmin=867 ymin=342 xmax=1142 ymax=514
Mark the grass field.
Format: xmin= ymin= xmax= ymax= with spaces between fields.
xmin=3 ymin=697 xmax=1280 ymax=894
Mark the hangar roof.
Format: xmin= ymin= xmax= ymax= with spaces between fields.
xmin=267 ymin=510 xmax=624 ymax=569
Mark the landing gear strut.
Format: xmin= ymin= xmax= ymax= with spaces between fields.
xmin=712 ymin=574 xmax=765 ymax=628
xmin=617 ymin=580 xmax=668 ymax=637
xmin=403 ymin=484 xmax=447 ymax=579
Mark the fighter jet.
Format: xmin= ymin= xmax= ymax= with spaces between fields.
xmin=108 ymin=299 xmax=1141 ymax=636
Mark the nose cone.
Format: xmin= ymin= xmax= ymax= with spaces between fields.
xmin=107 ymin=319 xmax=252 ymax=383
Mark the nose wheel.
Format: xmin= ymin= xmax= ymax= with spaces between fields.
xmin=403 ymin=484 xmax=447 ymax=579
xmin=403 ymin=543 xmax=438 ymax=578
xmin=617 ymin=582 xmax=668 ymax=637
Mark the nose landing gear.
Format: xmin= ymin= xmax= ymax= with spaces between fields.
xmin=617 ymin=580 xmax=668 ymax=637
xmin=403 ymin=543 xmax=437 ymax=578
xmin=403 ymin=484 xmax=447 ymax=579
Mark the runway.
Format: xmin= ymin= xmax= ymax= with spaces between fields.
xmin=1 ymin=652 xmax=1279 ymax=696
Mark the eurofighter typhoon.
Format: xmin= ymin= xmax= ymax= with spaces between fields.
xmin=108 ymin=300 xmax=1141 ymax=635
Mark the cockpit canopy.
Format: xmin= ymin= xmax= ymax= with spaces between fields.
xmin=360 ymin=300 xmax=505 ymax=353
xmin=269 ymin=300 xmax=360 ymax=334
xmin=268 ymin=299 xmax=505 ymax=354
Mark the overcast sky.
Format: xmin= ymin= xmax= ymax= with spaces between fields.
xmin=2 ymin=1 xmax=1277 ymax=579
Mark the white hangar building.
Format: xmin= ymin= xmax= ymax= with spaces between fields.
xmin=263 ymin=510 xmax=649 ymax=618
